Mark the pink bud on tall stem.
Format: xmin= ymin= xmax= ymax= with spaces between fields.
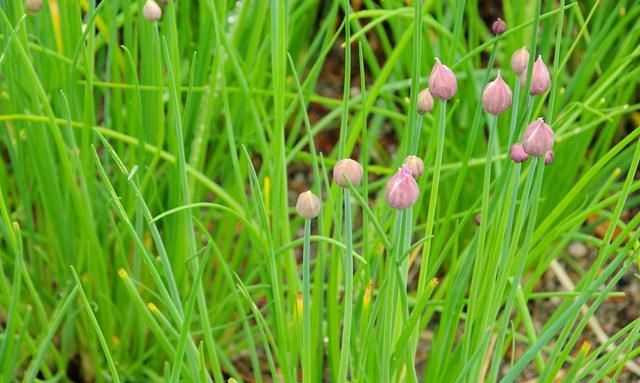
xmin=417 ymin=88 xmax=434 ymax=114
xmin=403 ymin=155 xmax=425 ymax=179
xmin=143 ymin=0 xmax=162 ymax=21
xmin=522 ymin=118 xmax=554 ymax=157
xmin=26 ymin=0 xmax=43 ymax=13
xmin=385 ymin=165 xmax=420 ymax=209
xmin=492 ymin=18 xmax=506 ymax=35
xmin=296 ymin=191 xmax=321 ymax=219
xmin=482 ymin=71 xmax=512 ymax=115
xmin=510 ymin=143 xmax=529 ymax=163
xmin=521 ymin=55 xmax=551 ymax=95
xmin=510 ymin=47 xmax=529 ymax=76
xmin=333 ymin=159 xmax=363 ymax=188
xmin=544 ymin=150 xmax=555 ymax=166
xmin=429 ymin=58 xmax=457 ymax=100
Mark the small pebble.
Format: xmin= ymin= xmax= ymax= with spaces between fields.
xmin=567 ymin=241 xmax=588 ymax=258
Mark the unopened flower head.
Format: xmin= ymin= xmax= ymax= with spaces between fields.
xmin=482 ymin=71 xmax=512 ymax=115
xmin=143 ymin=0 xmax=162 ymax=21
xmin=510 ymin=47 xmax=529 ymax=76
xmin=492 ymin=18 xmax=506 ymax=35
xmin=510 ymin=143 xmax=529 ymax=163
xmin=417 ymin=88 xmax=433 ymax=114
xmin=26 ymin=0 xmax=42 ymax=13
xmin=429 ymin=58 xmax=457 ymax=100
xmin=544 ymin=150 xmax=555 ymax=166
xmin=522 ymin=118 xmax=554 ymax=157
xmin=333 ymin=158 xmax=363 ymax=187
xmin=403 ymin=155 xmax=424 ymax=179
xmin=295 ymin=191 xmax=321 ymax=219
xmin=385 ymin=165 xmax=420 ymax=209
xmin=521 ymin=55 xmax=550 ymax=95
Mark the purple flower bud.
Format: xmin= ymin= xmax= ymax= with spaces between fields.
xmin=295 ymin=191 xmax=321 ymax=219
xmin=386 ymin=165 xmax=420 ymax=209
xmin=544 ymin=150 xmax=555 ymax=166
xmin=417 ymin=88 xmax=433 ymax=114
xmin=26 ymin=0 xmax=42 ymax=13
xmin=521 ymin=55 xmax=550 ymax=95
xmin=510 ymin=143 xmax=529 ymax=163
xmin=522 ymin=118 xmax=554 ymax=157
xmin=143 ymin=0 xmax=162 ymax=21
xmin=510 ymin=47 xmax=529 ymax=76
xmin=333 ymin=159 xmax=363 ymax=187
xmin=429 ymin=58 xmax=457 ymax=101
xmin=482 ymin=71 xmax=512 ymax=115
xmin=403 ymin=155 xmax=424 ymax=179
xmin=492 ymin=18 xmax=506 ymax=35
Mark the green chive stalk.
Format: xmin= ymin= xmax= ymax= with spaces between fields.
xmin=487 ymin=158 xmax=541 ymax=380
xmin=411 ymin=98 xmax=448 ymax=373
xmin=417 ymin=100 xmax=447 ymax=292
xmin=337 ymin=187 xmax=354 ymax=382
xmin=381 ymin=211 xmax=406 ymax=381
xmin=302 ymin=218 xmax=312 ymax=383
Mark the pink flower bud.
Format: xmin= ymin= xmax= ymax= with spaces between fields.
xmin=492 ymin=18 xmax=506 ymax=35
xmin=333 ymin=159 xmax=363 ymax=187
xmin=26 ymin=0 xmax=42 ymax=13
xmin=544 ymin=150 xmax=555 ymax=166
xmin=482 ymin=71 xmax=512 ymax=115
xmin=522 ymin=118 xmax=554 ymax=157
xmin=429 ymin=58 xmax=457 ymax=100
xmin=403 ymin=155 xmax=424 ymax=178
xmin=510 ymin=143 xmax=528 ymax=163
xmin=296 ymin=191 xmax=321 ymax=219
xmin=475 ymin=214 xmax=481 ymax=225
xmin=521 ymin=55 xmax=550 ymax=95
xmin=510 ymin=47 xmax=529 ymax=76
xmin=143 ymin=0 xmax=162 ymax=21
xmin=417 ymin=88 xmax=433 ymax=114
xmin=385 ymin=165 xmax=420 ymax=209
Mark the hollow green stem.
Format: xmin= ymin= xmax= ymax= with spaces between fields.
xmin=338 ymin=188 xmax=354 ymax=381
xmin=488 ymin=158 xmax=543 ymax=380
xmin=302 ymin=218 xmax=312 ymax=383
xmin=515 ymin=283 xmax=545 ymax=370
xmin=381 ymin=212 xmax=403 ymax=381
xmin=464 ymin=114 xmax=498 ymax=369
xmin=413 ymin=99 xmax=447 ymax=359
xmin=417 ymin=100 xmax=447 ymax=292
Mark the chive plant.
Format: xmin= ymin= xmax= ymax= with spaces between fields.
xmin=1 ymin=0 xmax=640 ymax=382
